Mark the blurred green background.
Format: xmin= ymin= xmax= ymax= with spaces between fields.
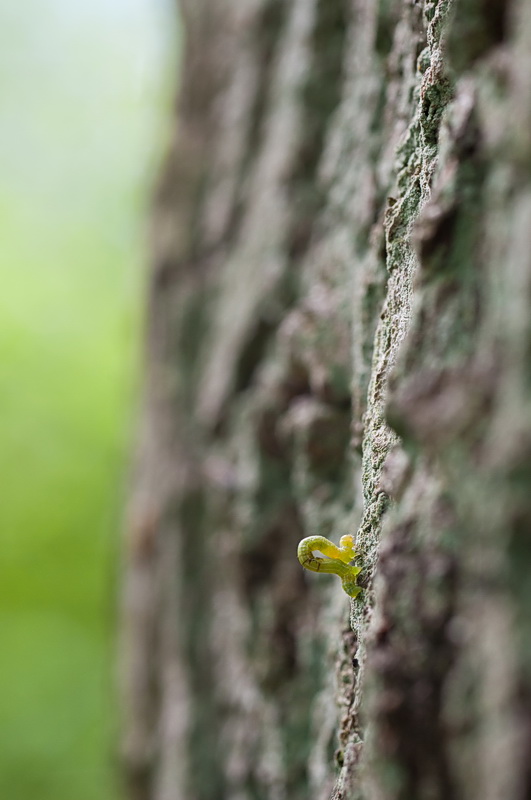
xmin=0 ymin=1 xmax=176 ymax=798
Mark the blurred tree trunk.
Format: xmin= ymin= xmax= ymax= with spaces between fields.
xmin=120 ymin=0 xmax=531 ymax=799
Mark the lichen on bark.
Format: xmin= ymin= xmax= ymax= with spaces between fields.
xmin=122 ymin=0 xmax=531 ymax=798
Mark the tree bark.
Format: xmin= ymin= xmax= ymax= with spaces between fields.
xmin=121 ymin=0 xmax=531 ymax=799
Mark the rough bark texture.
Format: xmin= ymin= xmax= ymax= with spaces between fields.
xmin=121 ymin=1 xmax=531 ymax=799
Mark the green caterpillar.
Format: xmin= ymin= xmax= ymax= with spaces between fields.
xmin=297 ymin=534 xmax=361 ymax=598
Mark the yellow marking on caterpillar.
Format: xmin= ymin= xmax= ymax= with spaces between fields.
xmin=297 ymin=534 xmax=361 ymax=598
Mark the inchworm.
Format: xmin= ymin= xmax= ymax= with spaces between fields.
xmin=297 ymin=534 xmax=361 ymax=597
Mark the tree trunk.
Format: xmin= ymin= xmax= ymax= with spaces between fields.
xmin=120 ymin=0 xmax=531 ymax=799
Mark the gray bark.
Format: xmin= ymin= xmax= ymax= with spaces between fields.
xmin=121 ymin=0 xmax=531 ymax=799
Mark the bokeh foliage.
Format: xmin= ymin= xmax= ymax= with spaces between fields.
xmin=0 ymin=2 xmax=176 ymax=798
